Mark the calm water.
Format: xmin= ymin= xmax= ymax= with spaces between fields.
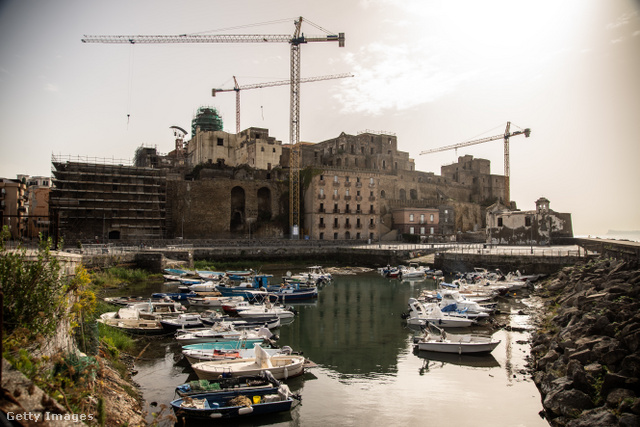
xmin=123 ymin=272 xmax=547 ymax=426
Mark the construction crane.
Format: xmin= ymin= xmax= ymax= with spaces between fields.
xmin=212 ymin=73 xmax=353 ymax=134
xmin=420 ymin=122 xmax=531 ymax=204
xmin=82 ymin=17 xmax=345 ymax=238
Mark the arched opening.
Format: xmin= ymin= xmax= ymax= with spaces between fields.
xmin=399 ymin=189 xmax=406 ymax=200
xmin=410 ymin=189 xmax=418 ymax=200
xmin=257 ymin=187 xmax=272 ymax=221
xmin=230 ymin=186 xmax=246 ymax=232
xmin=108 ymin=230 xmax=120 ymax=240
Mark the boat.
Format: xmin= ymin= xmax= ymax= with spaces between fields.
xmin=236 ymin=301 xmax=296 ymax=320
xmin=403 ymin=298 xmax=476 ymax=328
xmin=175 ymin=371 xmax=282 ymax=397
xmin=170 ymin=382 xmax=297 ymax=421
xmin=131 ymin=300 xmax=185 ymax=319
xmin=437 ymin=290 xmax=497 ymax=314
xmin=159 ymin=313 xmax=205 ymax=332
xmin=187 ymin=281 xmax=219 ymax=292
xmin=379 ymin=265 xmax=401 ymax=278
xmin=103 ymin=296 xmax=170 ymax=307
xmin=196 ymin=270 xmax=226 ymax=280
xmin=187 ymin=295 xmax=243 ymax=308
xmin=174 ymin=323 xmax=275 ymax=344
xmin=266 ymin=284 xmax=319 ymax=302
xmin=164 ymin=268 xmax=194 ymax=276
xmin=191 ymin=344 xmax=306 ymax=380
xmin=413 ymin=323 xmax=501 ymax=354
xmin=182 ymin=343 xmax=291 ymax=365
xmin=399 ymin=262 xmax=428 ymax=279
xmin=151 ymin=291 xmax=197 ymax=301
xmin=97 ymin=317 xmax=165 ymax=335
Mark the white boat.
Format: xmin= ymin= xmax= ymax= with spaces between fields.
xmin=187 ymin=295 xmax=244 ymax=308
xmin=438 ymin=290 xmax=496 ymax=314
xmin=182 ymin=344 xmax=291 ymax=365
xmin=188 ymin=281 xmax=218 ymax=292
xmin=101 ymin=300 xmax=185 ymax=320
xmin=399 ymin=262 xmax=428 ymax=279
xmin=404 ymin=298 xmax=476 ymax=328
xmin=413 ymin=323 xmax=501 ymax=354
xmin=174 ymin=323 xmax=274 ymax=344
xmin=191 ymin=344 xmax=305 ymax=380
xmin=236 ymin=301 xmax=296 ymax=320
xmin=160 ymin=313 xmax=205 ymax=331
xmin=97 ymin=317 xmax=165 ymax=335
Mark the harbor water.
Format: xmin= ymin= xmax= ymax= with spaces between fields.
xmin=125 ymin=271 xmax=547 ymax=426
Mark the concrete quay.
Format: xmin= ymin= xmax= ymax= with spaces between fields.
xmin=72 ymin=240 xmax=615 ymax=275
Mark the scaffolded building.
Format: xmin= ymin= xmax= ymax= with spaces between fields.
xmin=50 ymin=155 xmax=167 ymax=242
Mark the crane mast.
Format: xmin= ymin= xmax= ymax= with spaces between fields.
xmin=420 ymin=122 xmax=531 ymax=205
xmin=82 ymin=17 xmax=345 ymax=238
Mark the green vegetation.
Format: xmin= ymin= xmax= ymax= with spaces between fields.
xmin=90 ymin=266 xmax=151 ymax=288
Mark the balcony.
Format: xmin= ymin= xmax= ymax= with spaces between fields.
xmin=318 ymin=208 xmax=326 ymax=213
xmin=369 ymin=209 xmax=376 ymax=214
xmin=344 ymin=209 xmax=351 ymax=214
xmin=369 ymin=183 xmax=375 ymax=188
xmin=368 ymin=223 xmax=376 ymax=229
xmin=344 ymin=181 xmax=351 ymax=187
xmin=355 ymin=196 xmax=363 ymax=202
xmin=344 ymin=223 xmax=352 ymax=229
xmin=333 ymin=181 xmax=340 ymax=187
xmin=319 ymin=223 xmax=326 ymax=229
xmin=318 ymin=194 xmax=326 ymax=200
xmin=356 ymin=223 xmax=362 ymax=229
xmin=318 ymin=180 xmax=326 ymax=186
xmin=332 ymin=208 xmax=340 ymax=213
xmin=333 ymin=223 xmax=340 ymax=229
xmin=344 ymin=196 xmax=352 ymax=201
xmin=369 ymin=196 xmax=376 ymax=201
xmin=356 ymin=182 xmax=362 ymax=188
xmin=332 ymin=195 xmax=340 ymax=201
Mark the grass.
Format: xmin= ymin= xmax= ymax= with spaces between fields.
xmin=91 ymin=267 xmax=153 ymax=288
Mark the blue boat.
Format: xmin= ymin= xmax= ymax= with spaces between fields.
xmin=266 ymin=284 xmax=319 ymax=302
xmin=170 ymin=386 xmax=298 ymax=421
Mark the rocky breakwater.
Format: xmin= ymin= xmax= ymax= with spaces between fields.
xmin=531 ymin=258 xmax=640 ymax=426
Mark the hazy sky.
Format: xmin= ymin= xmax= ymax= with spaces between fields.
xmin=1 ymin=0 xmax=639 ymax=237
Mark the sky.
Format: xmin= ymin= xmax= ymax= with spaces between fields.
xmin=1 ymin=0 xmax=639 ymax=237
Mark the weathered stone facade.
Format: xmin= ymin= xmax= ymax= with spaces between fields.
xmin=166 ymin=175 xmax=285 ymax=239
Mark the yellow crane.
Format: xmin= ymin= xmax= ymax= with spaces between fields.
xmin=212 ymin=73 xmax=353 ymax=134
xmin=420 ymin=122 xmax=531 ymax=204
xmin=82 ymin=17 xmax=345 ymax=238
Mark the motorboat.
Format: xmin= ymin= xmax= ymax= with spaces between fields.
xmin=97 ymin=317 xmax=165 ymax=335
xmin=191 ymin=344 xmax=306 ymax=380
xmin=438 ymin=290 xmax=497 ymax=314
xmin=399 ymin=263 xmax=428 ymax=279
xmin=188 ymin=281 xmax=219 ymax=292
xmin=182 ymin=343 xmax=291 ymax=365
xmin=187 ymin=295 xmax=244 ymax=308
xmin=236 ymin=301 xmax=296 ymax=320
xmin=174 ymin=323 xmax=275 ymax=344
xmin=413 ymin=323 xmax=501 ymax=354
xmin=403 ymin=298 xmax=476 ymax=328
xmin=175 ymin=371 xmax=282 ymax=397
xmin=159 ymin=313 xmax=205 ymax=332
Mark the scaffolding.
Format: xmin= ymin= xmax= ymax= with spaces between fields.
xmin=50 ymin=155 xmax=167 ymax=242
xmin=191 ymin=106 xmax=224 ymax=136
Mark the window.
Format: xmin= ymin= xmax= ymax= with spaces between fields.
xmin=420 ymin=227 xmax=426 ymax=235
xmin=217 ymin=138 xmax=224 ymax=146
xmin=409 ymin=227 xmax=415 ymax=234
xmin=319 ymin=188 xmax=324 ymax=196
xmin=409 ymin=214 xmax=414 ymax=222
xmin=261 ymin=146 xmax=264 ymax=152
xmin=345 ymin=189 xmax=350 ymax=197
xmin=525 ymin=216 xmax=532 ymax=226
xmin=334 ymin=232 xmax=338 ymax=240
xmin=430 ymin=214 xmax=434 ymax=222
xmin=273 ymin=148 xmax=276 ymax=153
xmin=333 ymin=189 xmax=338 ymax=197
xmin=319 ymin=203 xmax=324 ymax=212
xmin=334 ymin=218 xmax=339 ymax=227
xmin=420 ymin=214 xmax=425 ymax=224
xmin=370 ymin=177 xmax=374 ymax=185
xmin=320 ymin=175 xmax=324 ymax=181
xmin=498 ymin=217 xmax=503 ymax=227
xmin=430 ymin=227 xmax=435 ymax=235
xmin=319 ymin=232 xmax=324 ymax=240
xmin=334 ymin=175 xmax=338 ymax=182
xmin=320 ymin=217 xmax=324 ymax=225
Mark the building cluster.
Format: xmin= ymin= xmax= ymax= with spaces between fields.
xmin=1 ymin=107 xmax=573 ymax=244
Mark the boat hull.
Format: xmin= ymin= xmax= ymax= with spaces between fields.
xmin=171 ymin=389 xmax=292 ymax=420
xmin=192 ymin=356 xmax=305 ymax=380
xmin=416 ymin=340 xmax=500 ymax=354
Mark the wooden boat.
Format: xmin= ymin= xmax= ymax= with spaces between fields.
xmin=170 ymin=384 xmax=297 ymax=421
xmin=191 ymin=344 xmax=305 ymax=380
xmin=413 ymin=323 xmax=501 ymax=354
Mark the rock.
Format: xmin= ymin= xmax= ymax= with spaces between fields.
xmin=605 ymin=388 xmax=635 ymax=409
xmin=543 ymin=388 xmax=594 ymax=418
xmin=602 ymin=373 xmax=640 ymax=396
xmin=564 ymin=408 xmax=617 ymax=427
xmin=618 ymin=413 xmax=640 ymax=427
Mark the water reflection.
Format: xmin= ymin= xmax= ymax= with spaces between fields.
xmin=415 ymin=350 xmax=501 ymax=375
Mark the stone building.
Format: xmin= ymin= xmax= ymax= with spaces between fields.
xmin=441 ymin=155 xmax=507 ymax=204
xmin=0 ymin=178 xmax=27 ymax=239
xmin=485 ymin=197 xmax=573 ymax=245
xmin=391 ymin=207 xmax=440 ymax=241
xmin=186 ymin=126 xmax=282 ymax=171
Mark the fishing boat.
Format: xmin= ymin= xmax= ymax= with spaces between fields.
xmin=191 ymin=344 xmax=305 ymax=380
xmin=175 ymin=371 xmax=281 ymax=397
xmin=413 ymin=323 xmax=501 ymax=354
xmin=170 ymin=383 xmax=298 ymax=421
